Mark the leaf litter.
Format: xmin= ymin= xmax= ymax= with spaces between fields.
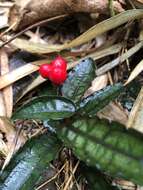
xmin=0 ymin=0 xmax=143 ymax=189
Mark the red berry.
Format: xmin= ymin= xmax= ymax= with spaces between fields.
xmin=51 ymin=56 xmax=67 ymax=70
xmin=39 ymin=64 xmax=52 ymax=78
xmin=49 ymin=67 xmax=67 ymax=85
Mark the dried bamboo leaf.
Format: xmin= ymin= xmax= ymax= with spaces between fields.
xmin=83 ymin=74 xmax=108 ymax=98
xmin=0 ymin=92 xmax=6 ymax=116
xmin=10 ymin=9 xmax=143 ymax=54
xmin=0 ymin=138 xmax=8 ymax=157
xmin=0 ymin=117 xmax=27 ymax=164
xmin=127 ymin=87 xmax=143 ymax=133
xmin=0 ymin=49 xmax=13 ymax=117
xmin=125 ymin=60 xmax=143 ymax=85
xmin=0 ymin=61 xmax=41 ymax=89
xmin=97 ymin=102 xmax=128 ymax=125
xmin=0 ymin=41 xmax=141 ymax=94
xmin=0 ymin=44 xmax=122 ymax=90
xmin=68 ymin=43 xmax=122 ymax=69
xmin=96 ymin=41 xmax=143 ymax=75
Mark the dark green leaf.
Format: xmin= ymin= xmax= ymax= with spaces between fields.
xmin=119 ymin=80 xmax=141 ymax=111
xmin=58 ymin=117 xmax=143 ymax=185
xmin=13 ymin=96 xmax=76 ymax=120
xmin=0 ymin=133 xmax=61 ymax=190
xmin=81 ymin=165 xmax=119 ymax=190
xmin=61 ymin=58 xmax=96 ymax=103
xmin=37 ymin=82 xmax=58 ymax=96
xmin=79 ymin=83 xmax=123 ymax=115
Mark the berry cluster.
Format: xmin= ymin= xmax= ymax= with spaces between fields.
xmin=39 ymin=56 xmax=67 ymax=85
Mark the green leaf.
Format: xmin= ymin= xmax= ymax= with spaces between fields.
xmin=79 ymin=83 xmax=123 ymax=115
xmin=0 ymin=133 xmax=61 ymax=190
xmin=58 ymin=117 xmax=143 ymax=185
xmin=37 ymin=83 xmax=58 ymax=96
xmin=61 ymin=58 xmax=96 ymax=103
xmin=12 ymin=96 xmax=76 ymax=120
xmin=119 ymin=81 xmax=141 ymax=112
xmin=81 ymin=165 xmax=119 ymax=190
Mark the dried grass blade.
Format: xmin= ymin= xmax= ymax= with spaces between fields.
xmin=96 ymin=41 xmax=143 ymax=75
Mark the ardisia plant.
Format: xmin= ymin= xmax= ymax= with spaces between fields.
xmin=0 ymin=57 xmax=143 ymax=190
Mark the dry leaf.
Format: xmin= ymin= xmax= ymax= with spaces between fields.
xmin=133 ymin=0 xmax=143 ymax=8
xmin=0 ymin=41 xmax=141 ymax=93
xmin=0 ymin=117 xmax=27 ymax=168
xmin=0 ymin=138 xmax=8 ymax=157
xmin=0 ymin=2 xmax=12 ymax=29
xmin=96 ymin=41 xmax=143 ymax=75
xmin=97 ymin=102 xmax=128 ymax=125
xmin=9 ymin=0 xmax=123 ymax=30
xmin=113 ymin=179 xmax=135 ymax=190
xmin=0 ymin=61 xmax=40 ymax=89
xmin=125 ymin=60 xmax=143 ymax=85
xmin=0 ymin=43 xmax=122 ymax=90
xmin=9 ymin=9 xmax=143 ymax=54
xmin=127 ymin=87 xmax=143 ymax=133
xmin=136 ymin=0 xmax=143 ymax=2
xmin=0 ymin=49 xmax=13 ymax=117
xmin=84 ymin=74 xmax=108 ymax=98
xmin=0 ymin=92 xmax=6 ymax=116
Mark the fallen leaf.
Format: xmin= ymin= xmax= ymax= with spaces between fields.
xmin=0 ymin=92 xmax=6 ymax=116
xmin=127 ymin=87 xmax=143 ymax=133
xmin=113 ymin=179 xmax=135 ymax=190
xmin=0 ymin=49 xmax=13 ymax=117
xmin=9 ymin=9 xmax=143 ymax=53
xmin=83 ymin=74 xmax=108 ymax=98
xmin=0 ymin=117 xmax=27 ymax=168
xmin=97 ymin=102 xmax=128 ymax=125
xmin=0 ymin=43 xmax=122 ymax=90
xmin=0 ymin=61 xmax=40 ymax=89
xmin=0 ymin=138 xmax=8 ymax=157
xmin=125 ymin=60 xmax=143 ymax=85
xmin=133 ymin=0 xmax=143 ymax=8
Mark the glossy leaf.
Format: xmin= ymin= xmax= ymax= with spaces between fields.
xmin=13 ymin=96 xmax=76 ymax=120
xmin=61 ymin=58 xmax=95 ymax=103
xmin=58 ymin=117 xmax=143 ymax=185
xmin=119 ymin=81 xmax=141 ymax=112
xmin=37 ymin=83 xmax=58 ymax=96
xmin=0 ymin=133 xmax=61 ymax=190
xmin=79 ymin=83 xmax=123 ymax=115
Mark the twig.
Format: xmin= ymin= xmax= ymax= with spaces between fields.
xmin=109 ymin=0 xmax=115 ymax=16
xmin=63 ymin=161 xmax=80 ymax=190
